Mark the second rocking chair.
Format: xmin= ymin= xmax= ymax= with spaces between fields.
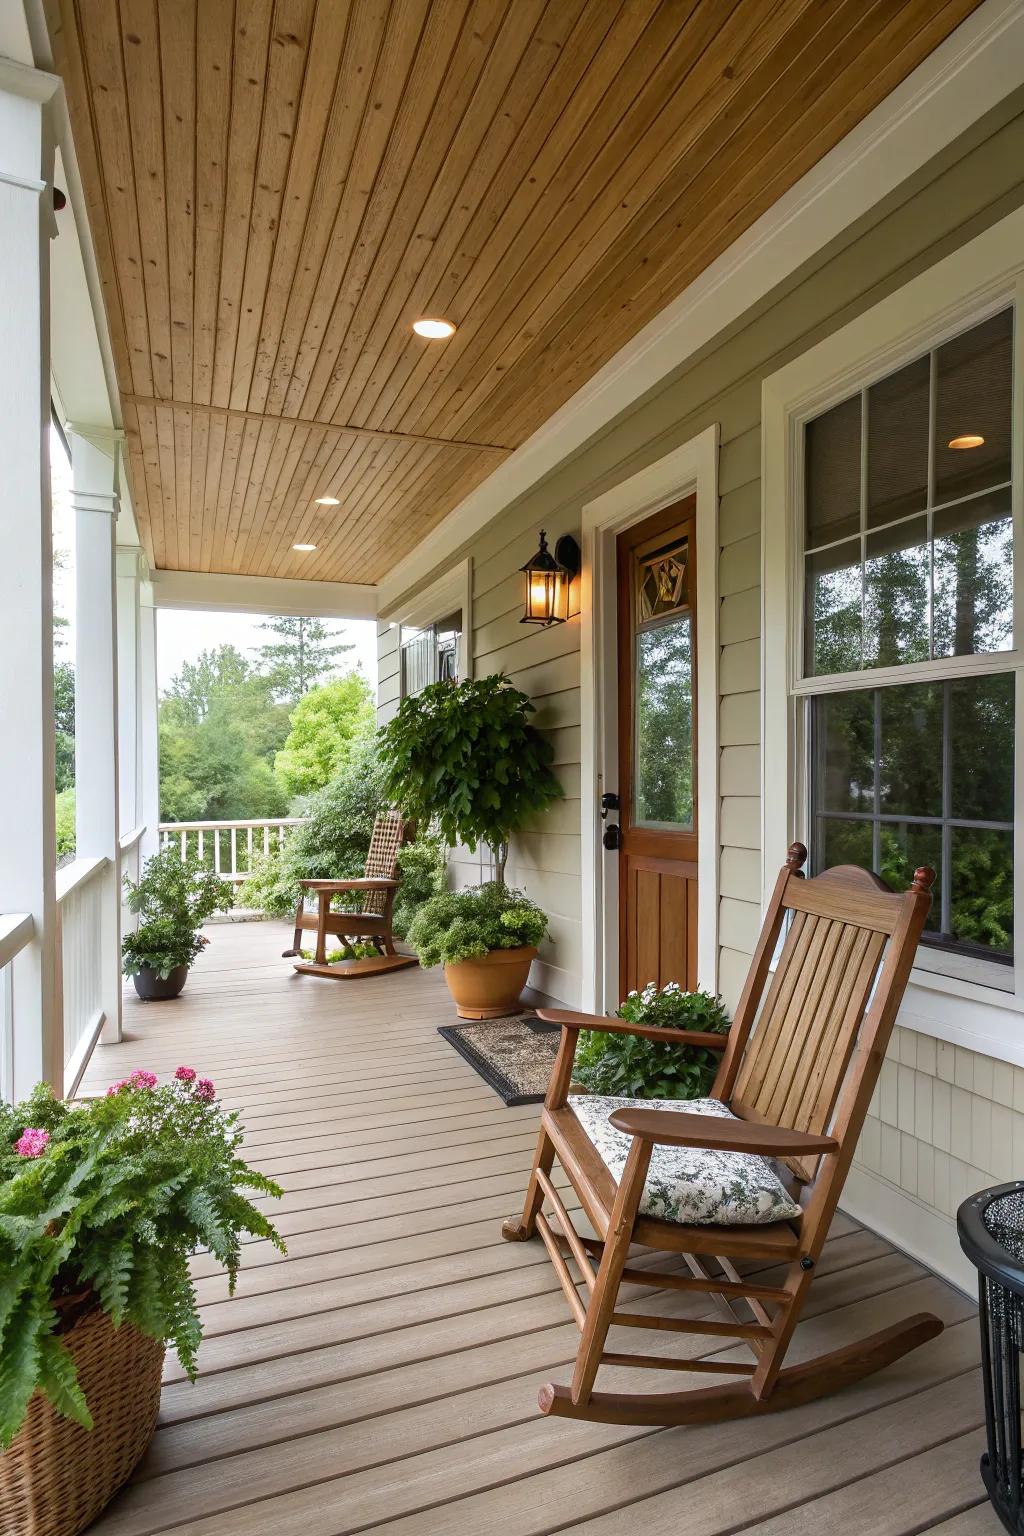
xmin=503 ymin=844 xmax=939 ymax=1426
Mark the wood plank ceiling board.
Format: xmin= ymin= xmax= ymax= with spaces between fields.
xmin=49 ymin=0 xmax=983 ymax=583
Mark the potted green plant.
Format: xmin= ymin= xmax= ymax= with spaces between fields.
xmin=571 ymin=982 xmax=731 ymax=1097
xmin=378 ymin=675 xmax=562 ymax=1015
xmin=121 ymin=848 xmax=234 ymax=1000
xmin=0 ymin=1070 xmax=282 ymax=1535
xmin=407 ymin=883 xmax=549 ymax=1018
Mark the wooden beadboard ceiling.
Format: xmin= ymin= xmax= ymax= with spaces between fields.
xmin=50 ymin=0 xmax=980 ymax=584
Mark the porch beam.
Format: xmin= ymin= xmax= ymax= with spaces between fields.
xmin=0 ymin=59 xmax=62 ymax=1097
xmin=150 ymin=568 xmax=377 ymax=620
xmin=70 ymin=426 xmax=122 ymax=1042
xmin=138 ymin=581 xmax=161 ymax=862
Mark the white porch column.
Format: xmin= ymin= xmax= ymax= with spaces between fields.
xmin=70 ymin=428 xmax=122 ymax=1042
xmin=139 ymin=583 xmax=161 ymax=861
xmin=116 ymin=544 xmax=145 ymax=834
xmin=0 ymin=60 xmax=62 ymax=1096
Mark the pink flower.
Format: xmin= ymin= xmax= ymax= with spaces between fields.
xmin=129 ymin=1070 xmax=158 ymax=1089
xmin=106 ymin=1079 xmax=130 ymax=1096
xmin=193 ymin=1078 xmax=216 ymax=1103
xmin=174 ymin=1066 xmax=197 ymax=1084
xmin=14 ymin=1127 xmax=50 ymax=1158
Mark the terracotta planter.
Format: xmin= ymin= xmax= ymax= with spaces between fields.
xmin=444 ymin=945 xmax=538 ymax=1020
xmin=1 ymin=1304 xmax=165 ymax=1536
xmin=132 ymin=963 xmax=188 ymax=1001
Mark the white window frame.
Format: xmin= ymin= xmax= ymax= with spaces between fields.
xmin=763 ymin=204 xmax=1024 ymax=1064
xmin=380 ymin=557 xmax=473 ymax=697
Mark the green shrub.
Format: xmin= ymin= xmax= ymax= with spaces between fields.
xmin=121 ymin=849 xmax=234 ymax=978
xmin=393 ymin=835 xmax=448 ymax=939
xmin=408 ymin=883 xmax=548 ymax=967
xmin=0 ymin=1073 xmax=283 ymax=1448
xmin=55 ymin=787 xmax=76 ymax=858
xmin=572 ymin=983 xmax=731 ymax=1099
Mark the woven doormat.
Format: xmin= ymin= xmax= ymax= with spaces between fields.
xmin=437 ymin=1014 xmax=561 ymax=1105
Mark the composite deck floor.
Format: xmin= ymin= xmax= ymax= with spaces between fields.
xmin=79 ymin=920 xmax=997 ymax=1536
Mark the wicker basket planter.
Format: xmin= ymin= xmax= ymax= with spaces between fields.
xmin=0 ymin=1304 xmax=164 ymax=1536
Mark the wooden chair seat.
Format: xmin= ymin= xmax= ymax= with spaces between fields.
xmin=502 ymin=846 xmax=940 ymax=1426
xmin=543 ymin=1104 xmax=802 ymax=1261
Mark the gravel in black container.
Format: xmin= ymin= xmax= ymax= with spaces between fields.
xmin=958 ymin=1181 xmax=1024 ymax=1534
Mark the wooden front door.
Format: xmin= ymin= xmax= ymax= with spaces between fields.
xmin=615 ymin=498 xmax=698 ymax=999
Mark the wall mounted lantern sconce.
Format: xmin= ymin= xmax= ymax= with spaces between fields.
xmin=520 ymin=529 xmax=580 ymax=626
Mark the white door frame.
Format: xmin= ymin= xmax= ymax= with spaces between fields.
xmin=579 ymin=423 xmax=721 ymax=1013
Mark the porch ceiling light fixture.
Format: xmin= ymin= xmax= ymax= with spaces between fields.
xmin=314 ymin=495 xmax=341 ymax=505
xmin=412 ymin=317 xmax=456 ymax=339
xmin=292 ymin=543 xmax=317 ymax=552
xmin=948 ymin=433 xmax=985 ymax=449
xmin=520 ymin=529 xmax=579 ymax=627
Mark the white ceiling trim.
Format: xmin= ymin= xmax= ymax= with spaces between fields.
xmin=376 ymin=0 xmax=1024 ymax=615
xmin=150 ymin=570 xmax=376 ymax=620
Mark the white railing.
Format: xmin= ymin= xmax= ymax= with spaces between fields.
xmin=0 ymin=912 xmax=34 ymax=1104
xmin=56 ymin=856 xmax=108 ymax=1097
xmin=159 ymin=818 xmax=307 ymax=884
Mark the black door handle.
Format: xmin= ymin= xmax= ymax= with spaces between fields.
xmin=603 ymin=823 xmax=621 ymax=851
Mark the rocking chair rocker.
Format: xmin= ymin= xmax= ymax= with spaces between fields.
xmin=503 ymin=844 xmax=938 ymax=1426
xmin=282 ymin=809 xmax=417 ymax=980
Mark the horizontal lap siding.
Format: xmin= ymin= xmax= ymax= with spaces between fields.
xmin=377 ymin=95 xmax=1024 ymax=1026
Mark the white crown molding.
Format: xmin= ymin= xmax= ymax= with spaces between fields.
xmin=376 ymin=0 xmax=1024 ymax=615
xmin=150 ymin=568 xmax=376 ymax=620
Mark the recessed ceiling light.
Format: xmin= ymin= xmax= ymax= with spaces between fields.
xmin=292 ymin=543 xmax=317 ymax=552
xmin=948 ymin=433 xmax=985 ymax=450
xmin=314 ymin=495 xmax=340 ymax=505
xmin=412 ymin=317 xmax=456 ymax=339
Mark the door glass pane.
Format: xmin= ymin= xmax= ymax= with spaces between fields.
xmin=805 ymin=394 xmax=861 ymax=547
xmin=862 ymin=516 xmax=929 ymax=669
xmin=934 ymin=308 xmax=1013 ymax=504
xmin=867 ymin=354 xmax=929 ymax=528
xmin=932 ymin=488 xmax=1013 ymax=657
xmin=634 ymin=615 xmax=693 ymax=828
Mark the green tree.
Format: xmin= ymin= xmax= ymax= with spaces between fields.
xmin=158 ymin=645 xmax=291 ymax=822
xmin=274 ymin=673 xmax=374 ymax=799
xmin=256 ymin=616 xmax=352 ymax=702
xmin=54 ymin=659 xmax=75 ymax=795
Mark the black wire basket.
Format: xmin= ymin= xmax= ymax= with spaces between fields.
xmin=958 ymin=1182 xmax=1024 ymax=1534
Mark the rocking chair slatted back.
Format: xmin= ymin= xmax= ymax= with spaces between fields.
xmin=723 ymin=854 xmax=924 ymax=1181
xmin=360 ymin=811 xmax=406 ymax=914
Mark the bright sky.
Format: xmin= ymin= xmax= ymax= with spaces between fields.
xmin=49 ymin=428 xmax=379 ymax=694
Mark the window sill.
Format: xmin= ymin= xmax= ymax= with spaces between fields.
xmin=899 ymin=964 xmax=1024 ymax=1067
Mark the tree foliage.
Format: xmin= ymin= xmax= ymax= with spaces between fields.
xmin=0 ymin=1075 xmax=283 ymax=1448
xmin=273 ymin=673 xmax=374 ymax=798
xmin=377 ymin=675 xmax=562 ymax=883
xmin=256 ymin=616 xmax=352 ymax=703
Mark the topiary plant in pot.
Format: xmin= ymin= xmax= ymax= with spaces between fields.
xmin=378 ymin=675 xmax=562 ymax=1016
xmin=121 ymin=848 xmax=234 ymax=1000
xmin=407 ymin=883 xmax=549 ymax=1019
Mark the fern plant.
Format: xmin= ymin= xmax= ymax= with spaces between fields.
xmin=572 ymin=983 xmax=731 ymax=1099
xmin=0 ymin=1071 xmax=284 ymax=1448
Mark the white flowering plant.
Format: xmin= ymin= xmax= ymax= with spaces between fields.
xmin=572 ymin=982 xmax=731 ymax=1099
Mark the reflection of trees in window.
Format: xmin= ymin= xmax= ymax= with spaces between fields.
xmin=812 ymin=675 xmax=1013 ymax=959
xmin=635 ymin=616 xmax=693 ymax=827
xmin=803 ymin=308 xmax=1016 ymax=970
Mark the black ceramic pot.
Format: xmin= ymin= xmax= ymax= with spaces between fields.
xmin=132 ymin=964 xmax=188 ymax=1001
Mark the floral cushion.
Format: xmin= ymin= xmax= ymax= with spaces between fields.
xmin=566 ymin=1094 xmax=801 ymax=1227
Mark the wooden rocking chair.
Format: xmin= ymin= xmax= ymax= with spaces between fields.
xmin=503 ymin=844 xmax=939 ymax=1425
xmin=282 ymin=809 xmax=418 ymax=980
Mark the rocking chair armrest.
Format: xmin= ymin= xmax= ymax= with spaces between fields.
xmin=607 ymin=1106 xmax=839 ymax=1157
xmin=298 ymin=877 xmax=399 ymax=892
xmin=536 ymin=1008 xmax=729 ymax=1053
